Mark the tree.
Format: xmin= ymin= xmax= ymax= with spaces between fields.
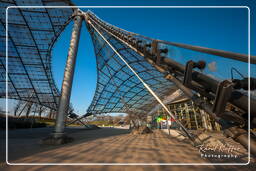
xmin=25 ymin=102 xmax=33 ymax=118
xmin=107 ymin=115 xmax=114 ymax=125
xmin=113 ymin=115 xmax=123 ymax=125
xmin=0 ymin=105 xmax=4 ymax=114
xmin=13 ymin=100 xmax=25 ymax=117
xmin=28 ymin=103 xmax=48 ymax=119
xmin=37 ymin=105 xmax=47 ymax=118
xmin=127 ymin=112 xmax=147 ymax=128
xmin=68 ymin=103 xmax=74 ymax=115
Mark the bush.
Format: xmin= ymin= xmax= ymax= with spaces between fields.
xmin=0 ymin=117 xmax=46 ymax=129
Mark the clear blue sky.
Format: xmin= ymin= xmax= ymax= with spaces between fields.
xmin=52 ymin=0 xmax=256 ymax=115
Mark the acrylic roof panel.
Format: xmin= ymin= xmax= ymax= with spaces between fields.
xmin=1 ymin=2 xmax=253 ymax=115
xmin=0 ymin=0 xmax=74 ymax=109
xmin=85 ymin=11 xmax=254 ymax=115
xmin=86 ymin=13 xmax=179 ymax=115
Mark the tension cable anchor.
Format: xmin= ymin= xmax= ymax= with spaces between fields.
xmin=136 ymin=40 xmax=143 ymax=52
xmin=232 ymin=77 xmax=256 ymax=90
xmin=150 ymin=40 xmax=169 ymax=65
xmin=143 ymin=43 xmax=151 ymax=57
xmin=212 ymin=80 xmax=233 ymax=116
xmin=72 ymin=9 xmax=84 ymax=18
xmin=183 ymin=60 xmax=206 ymax=88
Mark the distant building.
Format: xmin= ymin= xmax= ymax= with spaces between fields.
xmin=153 ymin=98 xmax=221 ymax=131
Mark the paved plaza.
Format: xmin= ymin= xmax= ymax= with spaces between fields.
xmin=1 ymin=127 xmax=254 ymax=170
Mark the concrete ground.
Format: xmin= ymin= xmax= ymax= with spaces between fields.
xmin=0 ymin=127 xmax=255 ymax=171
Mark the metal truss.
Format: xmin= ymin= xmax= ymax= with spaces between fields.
xmin=0 ymin=0 xmax=74 ymax=110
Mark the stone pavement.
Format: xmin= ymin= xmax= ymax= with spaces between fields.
xmin=1 ymin=127 xmax=255 ymax=171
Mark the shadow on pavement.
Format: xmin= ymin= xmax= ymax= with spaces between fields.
xmin=0 ymin=127 xmax=130 ymax=163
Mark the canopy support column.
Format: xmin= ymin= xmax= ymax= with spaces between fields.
xmin=41 ymin=11 xmax=83 ymax=145
xmin=53 ymin=13 xmax=83 ymax=139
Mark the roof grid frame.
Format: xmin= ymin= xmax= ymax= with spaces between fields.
xmin=87 ymin=20 xmax=175 ymax=114
xmin=0 ymin=0 xmax=74 ymax=109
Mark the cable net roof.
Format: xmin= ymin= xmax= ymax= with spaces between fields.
xmin=1 ymin=2 xmax=253 ymax=115
xmin=86 ymin=13 xmax=180 ymax=115
xmin=0 ymin=0 xmax=74 ymax=109
xmin=85 ymin=11 xmax=253 ymax=115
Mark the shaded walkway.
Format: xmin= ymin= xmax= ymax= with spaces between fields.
xmin=11 ymin=130 xmax=207 ymax=163
xmin=0 ymin=127 xmax=129 ymax=163
xmin=1 ymin=128 xmax=255 ymax=171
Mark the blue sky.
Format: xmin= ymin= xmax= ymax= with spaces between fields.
xmin=52 ymin=0 xmax=255 ymax=115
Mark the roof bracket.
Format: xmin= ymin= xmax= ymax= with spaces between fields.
xmin=212 ymin=80 xmax=233 ymax=115
xmin=151 ymin=40 xmax=159 ymax=64
xmin=183 ymin=60 xmax=206 ymax=88
xmin=183 ymin=60 xmax=194 ymax=88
